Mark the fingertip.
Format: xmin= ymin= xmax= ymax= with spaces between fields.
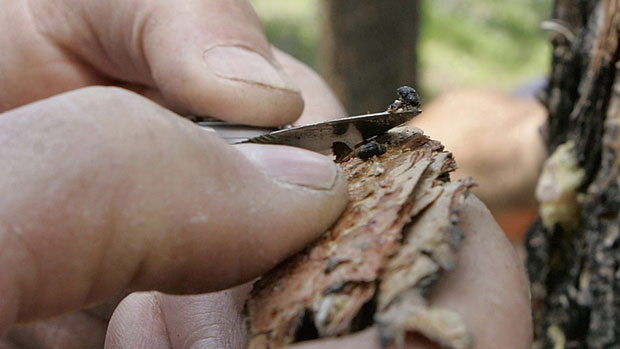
xmin=175 ymin=144 xmax=350 ymax=290
xmin=139 ymin=1 xmax=305 ymax=126
xmin=235 ymin=144 xmax=344 ymax=191
xmin=149 ymin=43 xmax=304 ymax=126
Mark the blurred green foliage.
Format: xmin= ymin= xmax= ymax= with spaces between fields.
xmin=251 ymin=0 xmax=321 ymax=69
xmin=420 ymin=0 xmax=552 ymax=96
xmin=251 ymin=0 xmax=552 ymax=98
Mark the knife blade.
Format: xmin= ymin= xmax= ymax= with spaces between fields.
xmin=198 ymin=108 xmax=421 ymax=153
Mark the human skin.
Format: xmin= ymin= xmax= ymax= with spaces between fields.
xmin=410 ymin=90 xmax=546 ymax=240
xmin=0 ymin=0 xmax=532 ymax=348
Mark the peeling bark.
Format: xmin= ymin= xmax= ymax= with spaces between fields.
xmin=246 ymin=127 xmax=474 ymax=348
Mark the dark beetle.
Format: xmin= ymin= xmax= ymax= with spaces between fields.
xmin=396 ymin=86 xmax=421 ymax=108
xmin=387 ymin=85 xmax=421 ymax=113
xmin=356 ymin=141 xmax=386 ymax=160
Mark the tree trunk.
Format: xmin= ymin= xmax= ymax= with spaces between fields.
xmin=526 ymin=0 xmax=620 ymax=348
xmin=321 ymin=0 xmax=420 ymax=115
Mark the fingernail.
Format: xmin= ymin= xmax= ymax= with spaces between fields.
xmin=204 ymin=46 xmax=299 ymax=92
xmin=236 ymin=144 xmax=339 ymax=190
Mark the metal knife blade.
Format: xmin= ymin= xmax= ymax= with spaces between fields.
xmin=198 ymin=108 xmax=421 ymax=152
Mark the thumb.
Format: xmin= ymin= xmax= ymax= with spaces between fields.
xmin=0 ymin=87 xmax=347 ymax=333
xmin=29 ymin=0 xmax=303 ymax=125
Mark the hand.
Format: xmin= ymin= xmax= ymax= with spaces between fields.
xmin=0 ymin=86 xmax=349 ymax=347
xmin=1 ymin=0 xmax=349 ymax=346
xmin=0 ymin=0 xmax=531 ymax=348
xmin=0 ymin=0 xmax=344 ymax=125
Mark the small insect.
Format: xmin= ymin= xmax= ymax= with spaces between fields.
xmin=356 ymin=140 xmax=387 ymax=160
xmin=387 ymin=85 xmax=421 ymax=113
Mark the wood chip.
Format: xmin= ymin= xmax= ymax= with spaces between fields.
xmin=246 ymin=127 xmax=474 ymax=348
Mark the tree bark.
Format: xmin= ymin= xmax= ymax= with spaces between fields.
xmin=526 ymin=0 xmax=620 ymax=348
xmin=247 ymin=128 xmax=473 ymax=348
xmin=321 ymin=0 xmax=420 ymax=115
